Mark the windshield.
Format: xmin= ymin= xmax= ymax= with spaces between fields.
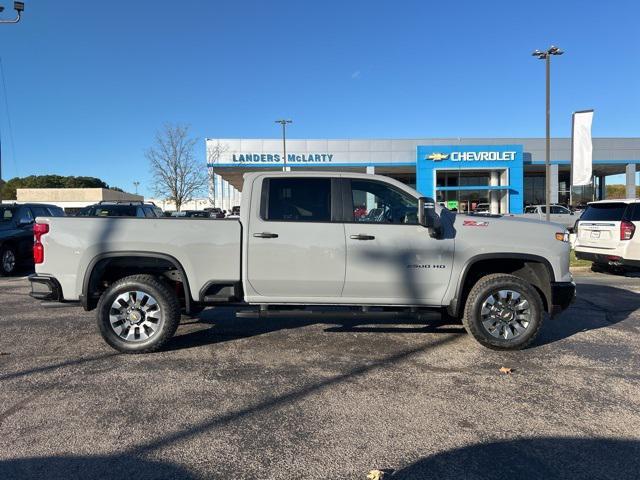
xmin=0 ymin=206 xmax=17 ymax=221
xmin=580 ymin=203 xmax=629 ymax=221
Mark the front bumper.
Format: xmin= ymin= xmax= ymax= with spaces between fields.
xmin=575 ymin=251 xmax=640 ymax=268
xmin=28 ymin=274 xmax=62 ymax=301
xmin=550 ymin=281 xmax=576 ymax=315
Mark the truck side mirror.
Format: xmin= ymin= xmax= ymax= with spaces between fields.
xmin=418 ymin=197 xmax=442 ymax=238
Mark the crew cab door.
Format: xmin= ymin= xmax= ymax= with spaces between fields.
xmin=341 ymin=179 xmax=454 ymax=305
xmin=246 ymin=177 xmax=346 ymax=299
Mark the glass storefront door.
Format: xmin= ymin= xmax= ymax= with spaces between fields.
xmin=435 ymin=170 xmax=495 ymax=213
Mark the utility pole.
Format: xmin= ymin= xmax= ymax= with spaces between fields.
xmin=275 ymin=119 xmax=292 ymax=172
xmin=532 ymin=45 xmax=563 ymax=222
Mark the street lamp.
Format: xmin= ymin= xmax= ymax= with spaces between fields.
xmin=0 ymin=2 xmax=25 ymax=24
xmin=275 ymin=119 xmax=292 ymax=172
xmin=532 ymin=45 xmax=564 ymax=222
xmin=133 ymin=181 xmax=140 ymax=195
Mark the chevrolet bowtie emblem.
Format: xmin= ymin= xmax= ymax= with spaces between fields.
xmin=427 ymin=153 xmax=449 ymax=161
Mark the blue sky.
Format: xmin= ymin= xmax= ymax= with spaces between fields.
xmin=0 ymin=0 xmax=638 ymax=196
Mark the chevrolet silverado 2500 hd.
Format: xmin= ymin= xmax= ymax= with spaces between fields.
xmin=28 ymin=172 xmax=575 ymax=352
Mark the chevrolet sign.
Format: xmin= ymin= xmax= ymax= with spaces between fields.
xmin=450 ymin=151 xmax=516 ymax=162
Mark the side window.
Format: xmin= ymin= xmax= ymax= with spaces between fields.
xmin=47 ymin=207 xmax=65 ymax=217
xmin=143 ymin=207 xmax=156 ymax=218
xmin=136 ymin=207 xmax=146 ymax=217
xmin=550 ymin=206 xmax=568 ymax=214
xmin=630 ymin=205 xmax=640 ymax=222
xmin=351 ymin=180 xmax=418 ymax=224
xmin=31 ymin=206 xmax=49 ymax=217
xmin=263 ymin=178 xmax=331 ymax=222
xmin=17 ymin=207 xmax=34 ymax=224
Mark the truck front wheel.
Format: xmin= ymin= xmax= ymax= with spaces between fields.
xmin=96 ymin=274 xmax=180 ymax=354
xmin=462 ymin=273 xmax=544 ymax=350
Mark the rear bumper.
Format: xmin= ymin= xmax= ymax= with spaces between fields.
xmin=575 ymin=251 xmax=640 ymax=268
xmin=28 ymin=274 xmax=62 ymax=301
xmin=550 ymin=281 xmax=576 ymax=315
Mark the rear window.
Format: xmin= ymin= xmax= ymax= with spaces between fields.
xmin=92 ymin=206 xmax=137 ymax=217
xmin=263 ymin=178 xmax=331 ymax=222
xmin=580 ymin=203 xmax=629 ymax=221
xmin=0 ymin=206 xmax=17 ymax=221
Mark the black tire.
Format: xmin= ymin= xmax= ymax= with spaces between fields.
xmin=96 ymin=274 xmax=180 ymax=354
xmin=462 ymin=273 xmax=544 ymax=350
xmin=0 ymin=244 xmax=18 ymax=276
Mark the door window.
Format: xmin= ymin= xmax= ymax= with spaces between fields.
xmin=263 ymin=178 xmax=331 ymax=222
xmin=351 ymin=180 xmax=418 ymax=224
xmin=31 ymin=206 xmax=50 ymax=217
xmin=17 ymin=208 xmax=34 ymax=224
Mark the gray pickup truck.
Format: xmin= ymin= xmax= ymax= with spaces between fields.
xmin=28 ymin=172 xmax=575 ymax=353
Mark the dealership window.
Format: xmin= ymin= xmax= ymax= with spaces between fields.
xmin=351 ymin=180 xmax=418 ymax=224
xmin=264 ymin=178 xmax=331 ymax=222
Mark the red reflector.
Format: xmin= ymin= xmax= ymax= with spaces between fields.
xmin=620 ymin=220 xmax=635 ymax=241
xmin=606 ymin=255 xmax=622 ymax=261
xmin=34 ymin=223 xmax=49 ymax=235
xmin=34 ymin=242 xmax=44 ymax=264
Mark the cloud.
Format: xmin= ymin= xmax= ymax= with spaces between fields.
xmin=351 ymin=70 xmax=361 ymax=79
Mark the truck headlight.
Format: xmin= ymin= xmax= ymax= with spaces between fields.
xmin=555 ymin=231 xmax=569 ymax=242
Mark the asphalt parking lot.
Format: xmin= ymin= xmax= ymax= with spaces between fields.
xmin=1 ymin=271 xmax=639 ymax=479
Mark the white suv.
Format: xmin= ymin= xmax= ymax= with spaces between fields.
xmin=574 ymin=199 xmax=640 ymax=269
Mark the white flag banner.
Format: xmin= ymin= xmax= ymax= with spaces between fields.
xmin=572 ymin=110 xmax=594 ymax=186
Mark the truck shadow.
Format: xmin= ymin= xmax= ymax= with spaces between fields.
xmin=164 ymin=307 xmax=466 ymax=352
xmin=533 ymin=282 xmax=640 ymax=347
xmin=391 ymin=437 xmax=640 ymax=479
xmin=166 ymin=281 xmax=640 ymax=352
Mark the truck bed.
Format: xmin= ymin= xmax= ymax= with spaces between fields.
xmin=36 ymin=217 xmax=242 ymax=301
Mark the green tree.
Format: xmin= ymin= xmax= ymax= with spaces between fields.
xmin=0 ymin=175 xmax=116 ymax=200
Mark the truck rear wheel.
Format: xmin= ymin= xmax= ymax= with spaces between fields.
xmin=0 ymin=245 xmax=17 ymax=276
xmin=96 ymin=274 xmax=180 ymax=354
xmin=462 ymin=273 xmax=543 ymax=350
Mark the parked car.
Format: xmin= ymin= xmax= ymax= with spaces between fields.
xmin=231 ymin=206 xmax=240 ymax=216
xmin=518 ymin=204 xmax=579 ymax=231
xmin=28 ymin=172 xmax=574 ymax=353
xmin=473 ymin=203 xmax=490 ymax=213
xmin=204 ymin=207 xmax=225 ymax=219
xmin=0 ymin=203 xmax=64 ymax=275
xmin=574 ymin=199 xmax=640 ymax=271
xmin=182 ymin=210 xmax=211 ymax=218
xmin=76 ymin=201 xmax=162 ymax=218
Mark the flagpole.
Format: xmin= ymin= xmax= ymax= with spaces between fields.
xmin=570 ymin=112 xmax=575 ymax=208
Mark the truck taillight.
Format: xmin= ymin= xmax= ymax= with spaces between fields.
xmin=620 ymin=220 xmax=635 ymax=241
xmin=33 ymin=223 xmax=49 ymax=264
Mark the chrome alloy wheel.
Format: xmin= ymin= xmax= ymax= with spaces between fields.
xmin=480 ymin=289 xmax=531 ymax=340
xmin=2 ymin=249 xmax=16 ymax=273
xmin=109 ymin=290 xmax=162 ymax=342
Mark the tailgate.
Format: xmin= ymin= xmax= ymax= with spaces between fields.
xmin=577 ymin=221 xmax=620 ymax=249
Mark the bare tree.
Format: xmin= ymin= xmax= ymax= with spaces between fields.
xmin=146 ymin=124 xmax=207 ymax=211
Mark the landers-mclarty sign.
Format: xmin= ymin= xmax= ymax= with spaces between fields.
xmin=231 ymin=153 xmax=334 ymax=163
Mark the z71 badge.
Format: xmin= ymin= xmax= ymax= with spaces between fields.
xmin=463 ymin=220 xmax=489 ymax=227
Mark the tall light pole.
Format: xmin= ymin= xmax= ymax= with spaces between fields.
xmin=133 ymin=181 xmax=140 ymax=195
xmin=532 ymin=45 xmax=563 ymax=222
xmin=0 ymin=2 xmax=25 ymax=203
xmin=275 ymin=119 xmax=292 ymax=172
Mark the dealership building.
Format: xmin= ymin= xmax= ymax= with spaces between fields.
xmin=206 ymin=138 xmax=640 ymax=214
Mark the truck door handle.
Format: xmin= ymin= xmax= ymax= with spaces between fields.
xmin=350 ymin=234 xmax=375 ymax=240
xmin=253 ymin=232 xmax=279 ymax=239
